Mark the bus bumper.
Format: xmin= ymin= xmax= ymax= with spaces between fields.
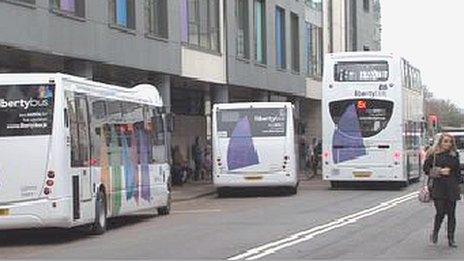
xmin=0 ymin=198 xmax=73 ymax=230
xmin=214 ymin=173 xmax=297 ymax=188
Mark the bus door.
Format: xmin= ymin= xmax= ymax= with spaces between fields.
xmin=65 ymin=92 xmax=92 ymax=220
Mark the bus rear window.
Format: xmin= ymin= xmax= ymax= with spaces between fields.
xmin=329 ymin=99 xmax=393 ymax=138
xmin=334 ymin=61 xmax=389 ymax=82
xmin=0 ymin=84 xmax=55 ymax=137
xmin=217 ymin=108 xmax=287 ymax=137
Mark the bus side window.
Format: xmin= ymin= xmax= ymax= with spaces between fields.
xmin=64 ymin=108 xmax=69 ymax=128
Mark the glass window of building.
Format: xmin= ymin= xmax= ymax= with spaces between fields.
xmin=186 ymin=0 xmax=220 ymax=52
xmin=146 ymin=0 xmax=168 ymax=38
xmin=236 ymin=0 xmax=250 ymax=59
xmin=50 ymin=0 xmax=86 ymax=17
xmin=290 ymin=12 xmax=300 ymax=73
xmin=254 ymin=0 xmax=266 ymax=64
xmin=275 ymin=6 xmax=286 ymax=69
xmin=110 ymin=0 xmax=136 ymax=30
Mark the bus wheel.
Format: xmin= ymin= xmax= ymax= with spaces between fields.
xmin=288 ymin=186 xmax=298 ymax=195
xmin=89 ymin=189 xmax=107 ymax=235
xmin=330 ymin=181 xmax=340 ymax=189
xmin=217 ymin=188 xmax=228 ymax=198
xmin=157 ymin=193 xmax=171 ymax=216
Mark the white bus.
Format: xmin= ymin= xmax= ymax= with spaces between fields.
xmin=212 ymin=102 xmax=298 ymax=195
xmin=322 ymin=52 xmax=425 ymax=188
xmin=0 ymin=73 xmax=171 ymax=233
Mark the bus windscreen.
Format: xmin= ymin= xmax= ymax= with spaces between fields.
xmin=0 ymin=84 xmax=55 ymax=137
xmin=329 ymin=99 xmax=393 ymax=138
xmin=217 ymin=108 xmax=287 ymax=138
xmin=334 ymin=61 xmax=389 ymax=82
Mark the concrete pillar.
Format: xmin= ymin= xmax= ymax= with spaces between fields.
xmin=157 ymin=75 xmax=172 ymax=163
xmin=205 ymin=85 xmax=212 ymax=142
xmin=64 ymin=60 xmax=93 ymax=79
xmin=158 ymin=75 xmax=172 ymax=113
xmin=212 ymin=85 xmax=229 ymax=104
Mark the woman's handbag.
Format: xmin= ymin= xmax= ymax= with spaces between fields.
xmin=418 ymin=177 xmax=431 ymax=203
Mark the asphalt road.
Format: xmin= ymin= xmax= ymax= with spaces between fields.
xmin=1 ymin=177 xmax=463 ymax=260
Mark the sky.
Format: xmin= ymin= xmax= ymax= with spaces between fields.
xmin=380 ymin=0 xmax=464 ymax=108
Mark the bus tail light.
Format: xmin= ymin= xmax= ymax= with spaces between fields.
xmin=217 ymin=158 xmax=222 ymax=167
xmin=393 ymin=151 xmax=401 ymax=164
xmin=323 ymin=151 xmax=330 ymax=160
xmin=44 ymin=170 xmax=56 ymax=196
xmin=47 ymin=171 xmax=55 ymax=179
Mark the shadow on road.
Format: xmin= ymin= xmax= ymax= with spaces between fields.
xmin=0 ymin=214 xmax=157 ymax=247
xmin=329 ymin=181 xmax=417 ymax=191
xmin=218 ymin=187 xmax=296 ymax=198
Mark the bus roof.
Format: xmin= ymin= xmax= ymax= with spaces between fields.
xmin=0 ymin=73 xmax=163 ymax=107
xmin=213 ymin=102 xmax=292 ymax=110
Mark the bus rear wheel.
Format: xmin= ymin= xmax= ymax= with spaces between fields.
xmin=330 ymin=181 xmax=341 ymax=189
xmin=89 ymin=189 xmax=107 ymax=235
xmin=287 ymin=185 xmax=298 ymax=195
xmin=157 ymin=193 xmax=171 ymax=216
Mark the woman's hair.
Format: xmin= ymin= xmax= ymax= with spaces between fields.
xmin=426 ymin=133 xmax=457 ymax=157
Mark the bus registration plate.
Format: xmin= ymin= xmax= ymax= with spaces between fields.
xmin=0 ymin=209 xmax=9 ymax=216
xmin=245 ymin=176 xmax=263 ymax=181
xmin=353 ymin=171 xmax=372 ymax=178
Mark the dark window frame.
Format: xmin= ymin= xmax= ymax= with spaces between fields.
xmin=275 ymin=6 xmax=286 ymax=70
xmin=186 ymin=0 xmax=221 ymax=53
xmin=50 ymin=0 xmax=86 ymax=19
xmin=236 ymin=0 xmax=250 ymax=59
xmin=290 ymin=12 xmax=300 ymax=73
xmin=253 ymin=0 xmax=267 ymax=65
xmin=109 ymin=0 xmax=136 ymax=31
xmin=145 ymin=0 xmax=169 ymax=39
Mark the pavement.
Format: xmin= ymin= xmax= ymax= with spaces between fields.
xmin=171 ymin=180 xmax=216 ymax=202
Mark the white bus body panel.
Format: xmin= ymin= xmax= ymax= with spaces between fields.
xmin=322 ymin=53 xmax=423 ymax=183
xmin=212 ymin=102 xmax=297 ymax=188
xmin=0 ymin=73 xmax=171 ymax=230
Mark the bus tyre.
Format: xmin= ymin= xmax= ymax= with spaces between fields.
xmin=157 ymin=193 xmax=171 ymax=216
xmin=288 ymin=185 xmax=298 ymax=195
xmin=330 ymin=181 xmax=340 ymax=189
xmin=217 ymin=188 xmax=227 ymax=198
xmin=90 ymin=189 xmax=107 ymax=235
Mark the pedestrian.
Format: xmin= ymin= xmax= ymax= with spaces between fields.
xmin=192 ymin=137 xmax=203 ymax=181
xmin=312 ymin=139 xmax=322 ymax=175
xmin=424 ymin=133 xmax=461 ymax=248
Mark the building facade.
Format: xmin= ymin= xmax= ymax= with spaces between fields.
xmin=0 ymin=0 xmax=378 ymax=177
xmin=324 ymin=0 xmax=381 ymax=53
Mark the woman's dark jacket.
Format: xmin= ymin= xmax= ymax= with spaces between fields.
xmin=423 ymin=151 xmax=461 ymax=201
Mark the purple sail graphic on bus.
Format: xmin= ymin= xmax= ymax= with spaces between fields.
xmin=332 ymin=104 xmax=366 ymax=163
xmin=227 ymin=116 xmax=259 ymax=170
xmin=121 ymin=130 xmax=135 ymax=201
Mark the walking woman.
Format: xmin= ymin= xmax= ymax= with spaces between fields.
xmin=424 ymin=133 xmax=461 ymax=247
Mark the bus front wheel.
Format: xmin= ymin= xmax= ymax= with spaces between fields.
xmin=89 ymin=189 xmax=107 ymax=235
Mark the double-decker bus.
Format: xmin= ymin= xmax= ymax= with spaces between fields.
xmin=322 ymin=52 xmax=425 ymax=188
xmin=212 ymin=102 xmax=298 ymax=195
xmin=0 ymin=73 xmax=171 ymax=233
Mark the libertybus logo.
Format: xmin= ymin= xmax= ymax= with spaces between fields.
xmin=354 ymin=90 xmax=387 ymax=98
xmin=0 ymin=98 xmax=49 ymax=110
